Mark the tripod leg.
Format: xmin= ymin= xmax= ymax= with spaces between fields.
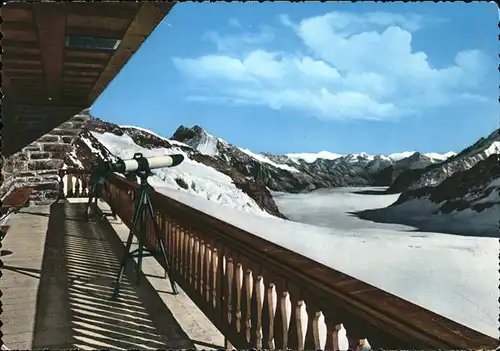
xmin=136 ymin=191 xmax=147 ymax=285
xmin=85 ymin=182 xmax=96 ymax=221
xmin=112 ymin=194 xmax=143 ymax=298
xmin=94 ymin=183 xmax=102 ymax=220
xmin=145 ymin=194 xmax=178 ymax=295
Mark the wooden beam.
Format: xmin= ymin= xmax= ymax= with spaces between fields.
xmin=4 ymin=67 xmax=44 ymax=74
xmin=64 ymin=70 xmax=101 ymax=77
xmin=65 ymin=49 xmax=112 ymax=60
xmin=65 ymin=3 xmax=140 ymax=19
xmin=32 ymin=4 xmax=67 ymax=104
xmin=66 ymin=26 xmax=125 ymax=39
xmin=2 ymin=53 xmax=43 ymax=62
xmin=1 ymin=22 xmax=36 ymax=31
xmin=1 ymin=6 xmax=33 ymax=22
xmin=10 ymin=76 xmax=44 ymax=82
xmin=65 ymin=56 xmax=110 ymax=65
xmin=64 ymin=62 xmax=106 ymax=69
xmin=88 ymin=3 xmax=169 ymax=103
xmin=1 ymin=39 xmax=39 ymax=50
xmin=2 ymin=71 xmax=12 ymax=94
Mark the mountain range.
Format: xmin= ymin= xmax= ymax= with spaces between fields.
xmin=65 ymin=115 xmax=499 ymax=236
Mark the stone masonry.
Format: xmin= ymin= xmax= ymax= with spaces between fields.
xmin=1 ymin=109 xmax=91 ymax=204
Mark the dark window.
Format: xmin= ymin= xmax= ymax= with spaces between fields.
xmin=65 ymin=36 xmax=121 ymax=51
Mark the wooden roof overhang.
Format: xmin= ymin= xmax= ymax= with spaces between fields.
xmin=1 ymin=2 xmax=175 ymax=157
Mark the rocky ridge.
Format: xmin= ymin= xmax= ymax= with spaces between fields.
xmin=387 ymin=129 xmax=500 ymax=194
xmin=64 ymin=119 xmax=286 ymax=219
xmin=171 ymin=125 xmax=449 ymax=193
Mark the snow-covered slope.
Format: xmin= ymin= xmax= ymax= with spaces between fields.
xmin=64 ymin=119 xmax=285 ymax=218
xmin=92 ymin=132 xmax=271 ymax=216
xmin=388 ymin=129 xmax=500 ymax=193
xmin=356 ymin=154 xmax=500 ymax=238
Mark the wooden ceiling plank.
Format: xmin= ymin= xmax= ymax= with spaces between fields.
xmin=32 ymin=4 xmax=67 ymax=104
xmin=1 ymin=21 xmax=35 ymax=31
xmin=66 ymin=26 xmax=125 ymax=39
xmin=1 ymin=39 xmax=38 ymax=49
xmin=67 ymin=15 xmax=131 ymax=32
xmin=4 ymin=67 xmax=44 ymax=73
xmin=0 ymin=7 xmax=34 ymax=22
xmin=64 ymin=70 xmax=101 ymax=77
xmin=66 ymin=3 xmax=140 ymax=19
xmin=2 ymin=72 xmax=12 ymax=95
xmin=2 ymin=53 xmax=43 ymax=62
xmin=65 ymin=49 xmax=113 ymax=60
xmin=65 ymin=56 xmax=110 ymax=65
xmin=64 ymin=62 xmax=106 ymax=69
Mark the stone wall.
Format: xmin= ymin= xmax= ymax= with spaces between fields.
xmin=1 ymin=108 xmax=91 ymax=205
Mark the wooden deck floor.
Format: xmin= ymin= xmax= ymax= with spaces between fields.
xmin=1 ymin=200 xmax=201 ymax=350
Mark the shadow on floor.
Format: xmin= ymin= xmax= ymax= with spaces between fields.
xmin=31 ymin=201 xmax=195 ymax=350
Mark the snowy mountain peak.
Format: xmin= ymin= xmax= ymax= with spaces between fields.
xmin=286 ymin=151 xmax=344 ymax=163
xmin=172 ymin=125 xmax=222 ymax=157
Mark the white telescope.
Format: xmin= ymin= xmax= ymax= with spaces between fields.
xmin=111 ymin=153 xmax=184 ymax=174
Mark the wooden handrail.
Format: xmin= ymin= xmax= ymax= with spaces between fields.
xmin=60 ymin=168 xmax=499 ymax=350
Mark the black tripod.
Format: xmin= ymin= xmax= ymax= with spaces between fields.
xmin=85 ymin=169 xmax=117 ymax=222
xmin=112 ymin=170 xmax=178 ymax=299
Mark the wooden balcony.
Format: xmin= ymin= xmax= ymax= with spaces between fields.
xmin=45 ymin=169 xmax=499 ymax=351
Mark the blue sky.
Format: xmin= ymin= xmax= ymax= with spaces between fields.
xmin=90 ymin=2 xmax=498 ymax=155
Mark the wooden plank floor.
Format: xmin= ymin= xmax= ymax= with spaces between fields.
xmin=1 ymin=200 xmax=195 ymax=350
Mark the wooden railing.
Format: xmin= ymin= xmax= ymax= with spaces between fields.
xmin=57 ymin=169 xmax=91 ymax=199
xmin=60 ymin=169 xmax=499 ymax=350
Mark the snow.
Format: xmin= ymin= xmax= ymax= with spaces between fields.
xmin=286 ymin=151 xmax=344 ymax=163
xmin=425 ymin=151 xmax=457 ymax=160
xmin=153 ymin=185 xmax=498 ymax=339
xmin=89 ymin=132 xmax=271 ymax=217
xmin=239 ymin=148 xmax=301 ymax=173
xmin=387 ymin=151 xmax=416 ymax=161
xmin=287 ymin=150 xmax=456 ymax=164
xmin=85 ymin=130 xmax=498 ymax=340
xmin=67 ymin=150 xmax=83 ymax=168
xmin=120 ymin=125 xmax=193 ymax=149
xmin=483 ymin=141 xmax=500 ymax=157
xmin=191 ymin=131 xmax=220 ymax=157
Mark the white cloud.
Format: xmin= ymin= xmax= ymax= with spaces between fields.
xmin=228 ymin=17 xmax=241 ymax=28
xmin=173 ymin=11 xmax=490 ymax=121
xmin=203 ymin=25 xmax=274 ymax=53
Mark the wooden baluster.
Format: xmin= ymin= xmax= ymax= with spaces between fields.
xmin=189 ymin=234 xmax=195 ymax=285
xmin=75 ymin=176 xmax=81 ymax=196
xmin=295 ymin=301 xmax=309 ymax=351
xmin=175 ymin=223 xmax=181 ymax=273
xmin=165 ymin=218 xmax=173 ymax=268
xmin=194 ymin=238 xmax=200 ymax=291
xmin=67 ymin=175 xmax=74 ymax=197
xmin=312 ymin=311 xmax=327 ymax=351
xmin=226 ymin=258 xmax=234 ymax=325
xmin=244 ymin=269 xmax=254 ymax=344
xmin=199 ymin=241 xmax=206 ymax=297
xmin=205 ymin=244 xmax=211 ymax=302
xmin=356 ymin=338 xmax=371 ymax=351
xmin=184 ymin=228 xmax=191 ymax=282
xmin=235 ymin=263 xmax=243 ymax=334
xmin=211 ymin=247 xmax=218 ymax=308
xmin=253 ymin=276 xmax=265 ymax=350
xmin=266 ymin=283 xmax=277 ymax=350
xmin=179 ymin=227 xmax=185 ymax=277
xmin=279 ymin=292 xmax=292 ymax=350
xmin=329 ymin=323 xmax=349 ymax=351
